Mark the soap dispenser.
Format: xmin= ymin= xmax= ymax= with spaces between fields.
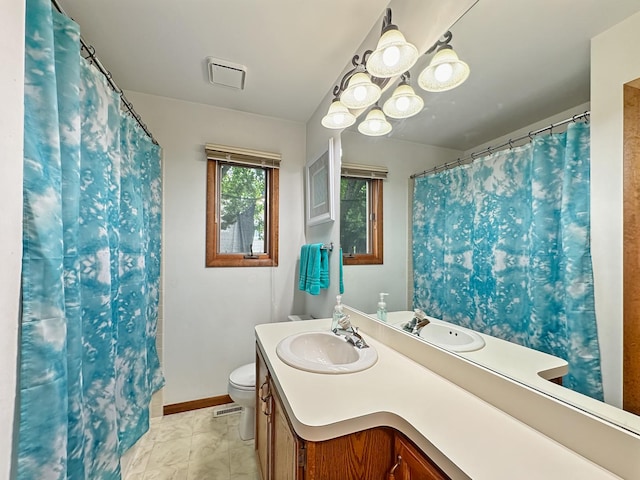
xmin=377 ymin=293 xmax=389 ymax=322
xmin=332 ymin=295 xmax=344 ymax=332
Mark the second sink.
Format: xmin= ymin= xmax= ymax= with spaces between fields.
xmin=419 ymin=319 xmax=485 ymax=352
xmin=276 ymin=331 xmax=378 ymax=374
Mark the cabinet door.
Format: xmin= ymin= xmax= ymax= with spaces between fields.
xmin=391 ymin=434 xmax=450 ymax=480
xmin=256 ymin=348 xmax=271 ymax=480
xmin=271 ymin=385 xmax=301 ymax=480
xmin=305 ymin=428 xmax=394 ymax=479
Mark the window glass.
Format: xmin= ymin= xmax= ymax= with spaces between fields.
xmin=206 ymin=158 xmax=279 ymax=267
xmin=219 ymin=164 xmax=267 ymax=254
xmin=340 ymin=177 xmax=369 ymax=255
xmin=340 ymin=176 xmax=383 ymax=265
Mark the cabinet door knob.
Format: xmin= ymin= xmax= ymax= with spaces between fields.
xmin=259 ymin=380 xmax=270 ymax=401
xmin=260 ymin=393 xmax=272 ymax=416
xmin=387 ymin=455 xmax=402 ymax=479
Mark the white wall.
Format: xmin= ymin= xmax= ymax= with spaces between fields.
xmin=0 ymin=0 xmax=24 ymax=476
xmin=303 ymin=113 xmax=342 ymax=319
xmin=462 ymin=103 xmax=591 ymax=158
xmin=340 ymin=131 xmax=462 ymax=314
xmin=591 ymin=10 xmax=640 ymax=408
xmin=125 ymin=92 xmax=306 ymax=404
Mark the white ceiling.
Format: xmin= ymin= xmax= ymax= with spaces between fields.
xmin=58 ymin=0 xmax=640 ymax=151
xmin=58 ymin=0 xmax=390 ymax=123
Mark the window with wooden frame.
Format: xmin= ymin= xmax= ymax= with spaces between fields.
xmin=340 ymin=163 xmax=387 ymax=265
xmin=205 ymin=144 xmax=280 ymax=267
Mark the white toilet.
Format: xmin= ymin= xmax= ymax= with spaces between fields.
xmin=227 ymin=314 xmax=312 ymax=440
xmin=227 ymin=362 xmax=256 ymax=440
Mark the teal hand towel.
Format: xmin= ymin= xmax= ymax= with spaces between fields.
xmin=319 ymin=247 xmax=329 ymax=289
xmin=298 ymin=244 xmax=309 ymax=291
xmin=299 ymin=243 xmax=330 ymax=295
xmin=305 ymin=244 xmax=322 ymax=295
xmin=339 ymin=248 xmax=344 ymax=294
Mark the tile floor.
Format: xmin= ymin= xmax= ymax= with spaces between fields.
xmin=124 ymin=406 xmax=260 ymax=480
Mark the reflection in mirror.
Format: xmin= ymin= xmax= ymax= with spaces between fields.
xmin=339 ymin=164 xmax=385 ymax=265
xmin=339 ymin=0 xmax=640 ymax=436
xmin=412 ymin=121 xmax=601 ymax=397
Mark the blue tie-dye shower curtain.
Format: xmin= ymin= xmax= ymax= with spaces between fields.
xmin=20 ymin=0 xmax=165 ymax=478
xmin=412 ymin=122 xmax=603 ymax=400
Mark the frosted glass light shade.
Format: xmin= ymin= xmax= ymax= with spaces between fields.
xmin=418 ymin=48 xmax=470 ymax=92
xmin=382 ymin=83 xmax=424 ymax=119
xmin=358 ymin=108 xmax=392 ymax=136
xmin=340 ymin=72 xmax=381 ymax=109
xmin=321 ymin=100 xmax=356 ymax=129
xmin=366 ymin=28 xmax=419 ymax=78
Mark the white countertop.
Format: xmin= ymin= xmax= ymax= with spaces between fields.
xmin=255 ymin=316 xmax=621 ymax=480
xmin=383 ymin=311 xmax=640 ymax=436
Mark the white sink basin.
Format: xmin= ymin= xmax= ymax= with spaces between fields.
xmin=419 ymin=319 xmax=485 ymax=352
xmin=276 ymin=331 xmax=378 ymax=374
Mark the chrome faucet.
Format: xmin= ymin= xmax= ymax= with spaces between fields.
xmin=403 ymin=309 xmax=431 ymax=335
xmin=332 ymin=315 xmax=370 ymax=349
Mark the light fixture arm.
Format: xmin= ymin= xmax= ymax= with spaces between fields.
xmin=398 ymin=71 xmax=411 ymax=85
xmin=332 ymin=52 xmax=369 ymax=99
xmin=425 ymin=30 xmax=454 ymax=55
xmin=381 ymin=7 xmax=395 ymax=33
xmin=332 ymin=50 xmax=391 ymax=100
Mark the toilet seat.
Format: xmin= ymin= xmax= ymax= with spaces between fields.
xmin=229 ymin=363 xmax=255 ymax=389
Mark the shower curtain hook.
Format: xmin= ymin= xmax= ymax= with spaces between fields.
xmin=82 ymin=44 xmax=96 ymax=64
xmin=508 ymin=139 xmax=514 ymax=150
xmin=584 ymin=111 xmax=590 ymax=123
xmin=528 ymin=131 xmax=534 ymax=140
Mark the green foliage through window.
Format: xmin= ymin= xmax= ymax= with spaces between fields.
xmin=219 ymin=164 xmax=266 ymax=254
xmin=340 ymin=177 xmax=368 ymax=254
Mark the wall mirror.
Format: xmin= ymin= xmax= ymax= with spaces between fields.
xmin=338 ymin=0 xmax=640 ymax=437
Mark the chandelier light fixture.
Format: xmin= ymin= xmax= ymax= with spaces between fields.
xmin=321 ymin=99 xmax=356 ymax=129
xmin=382 ymin=72 xmax=424 ymax=119
xmin=357 ymin=105 xmax=392 ymax=137
xmin=340 ymin=72 xmax=382 ymax=109
xmin=366 ymin=10 xmax=419 ymax=79
xmin=321 ymin=8 xmax=470 ymax=136
xmin=418 ymin=31 xmax=470 ymax=92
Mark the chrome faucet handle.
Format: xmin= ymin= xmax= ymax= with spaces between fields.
xmin=337 ymin=314 xmax=352 ymax=330
xmin=413 ymin=309 xmax=427 ymax=321
xmin=345 ymin=330 xmax=369 ymax=349
xmin=349 ymin=327 xmax=369 ymax=349
xmin=335 ymin=315 xmax=369 ymax=348
xmin=412 ymin=318 xmax=431 ymax=336
xmin=411 ymin=309 xmax=430 ymax=334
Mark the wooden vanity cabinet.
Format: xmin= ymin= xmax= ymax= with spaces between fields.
xmin=389 ymin=434 xmax=449 ymax=480
xmin=272 ymin=384 xmax=302 ymax=479
xmin=256 ymin=348 xmax=304 ymax=480
xmin=256 ymin=346 xmax=450 ymax=480
xmin=256 ymin=349 xmax=271 ymax=480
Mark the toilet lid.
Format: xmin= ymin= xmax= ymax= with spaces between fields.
xmin=230 ymin=363 xmax=255 ymax=388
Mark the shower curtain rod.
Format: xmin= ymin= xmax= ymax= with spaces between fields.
xmin=50 ymin=0 xmax=158 ymax=145
xmin=410 ymin=110 xmax=590 ymax=179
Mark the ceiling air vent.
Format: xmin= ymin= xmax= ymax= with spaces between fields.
xmin=206 ymin=57 xmax=247 ymax=90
